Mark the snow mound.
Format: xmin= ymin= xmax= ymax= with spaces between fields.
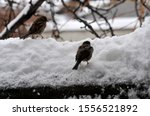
xmin=0 ymin=18 xmax=150 ymax=88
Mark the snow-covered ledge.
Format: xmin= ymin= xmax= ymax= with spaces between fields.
xmin=0 ymin=18 xmax=150 ymax=98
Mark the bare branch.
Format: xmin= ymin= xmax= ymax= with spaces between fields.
xmin=47 ymin=1 xmax=63 ymax=40
xmin=61 ymin=0 xmax=101 ymax=38
xmin=140 ymin=0 xmax=150 ymax=11
xmin=86 ymin=4 xmax=115 ymax=36
xmin=0 ymin=0 xmax=46 ymax=39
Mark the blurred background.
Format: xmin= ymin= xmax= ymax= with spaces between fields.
xmin=0 ymin=0 xmax=150 ymax=41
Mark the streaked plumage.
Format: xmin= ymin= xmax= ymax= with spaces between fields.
xmin=72 ymin=41 xmax=93 ymax=70
xmin=22 ymin=16 xmax=47 ymax=39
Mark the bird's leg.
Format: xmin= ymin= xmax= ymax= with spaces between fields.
xmin=40 ymin=34 xmax=44 ymax=39
xmin=87 ymin=61 xmax=89 ymax=65
xmin=31 ymin=34 xmax=36 ymax=39
xmin=36 ymin=35 xmax=38 ymax=39
xmin=32 ymin=35 xmax=34 ymax=39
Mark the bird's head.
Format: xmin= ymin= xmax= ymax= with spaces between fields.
xmin=82 ymin=41 xmax=91 ymax=46
xmin=39 ymin=16 xmax=48 ymax=22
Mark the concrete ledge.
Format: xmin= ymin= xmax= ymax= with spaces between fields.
xmin=0 ymin=82 xmax=149 ymax=99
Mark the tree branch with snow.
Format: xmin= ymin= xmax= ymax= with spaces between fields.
xmin=61 ymin=0 xmax=101 ymax=38
xmin=0 ymin=0 xmax=149 ymax=39
xmin=0 ymin=0 xmax=46 ymax=39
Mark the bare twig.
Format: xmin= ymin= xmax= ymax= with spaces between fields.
xmin=140 ymin=0 xmax=150 ymax=11
xmin=0 ymin=0 xmax=46 ymax=39
xmin=61 ymin=0 xmax=101 ymax=38
xmin=135 ymin=0 xmax=145 ymax=27
xmin=47 ymin=1 xmax=63 ymax=40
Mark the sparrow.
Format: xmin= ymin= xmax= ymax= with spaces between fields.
xmin=22 ymin=16 xmax=48 ymax=39
xmin=72 ymin=41 xmax=94 ymax=70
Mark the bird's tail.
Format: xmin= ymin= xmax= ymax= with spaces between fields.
xmin=72 ymin=61 xmax=81 ymax=70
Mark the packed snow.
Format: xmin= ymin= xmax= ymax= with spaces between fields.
xmin=0 ymin=18 xmax=150 ymax=90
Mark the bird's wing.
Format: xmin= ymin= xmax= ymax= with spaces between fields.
xmin=29 ymin=19 xmax=46 ymax=34
xmin=76 ymin=46 xmax=93 ymax=61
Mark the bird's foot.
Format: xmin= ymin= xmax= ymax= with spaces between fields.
xmin=87 ymin=61 xmax=89 ymax=65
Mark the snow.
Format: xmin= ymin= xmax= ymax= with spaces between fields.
xmin=0 ymin=18 xmax=150 ymax=90
xmin=0 ymin=0 xmax=146 ymax=37
xmin=0 ymin=0 xmax=110 ymax=8
xmin=89 ymin=0 xmax=110 ymax=8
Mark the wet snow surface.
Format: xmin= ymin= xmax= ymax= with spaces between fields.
xmin=0 ymin=18 xmax=150 ymax=98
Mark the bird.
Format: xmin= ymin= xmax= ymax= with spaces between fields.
xmin=22 ymin=16 xmax=48 ymax=39
xmin=72 ymin=41 xmax=94 ymax=70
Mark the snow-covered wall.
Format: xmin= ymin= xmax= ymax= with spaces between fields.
xmin=0 ymin=18 xmax=150 ymax=89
